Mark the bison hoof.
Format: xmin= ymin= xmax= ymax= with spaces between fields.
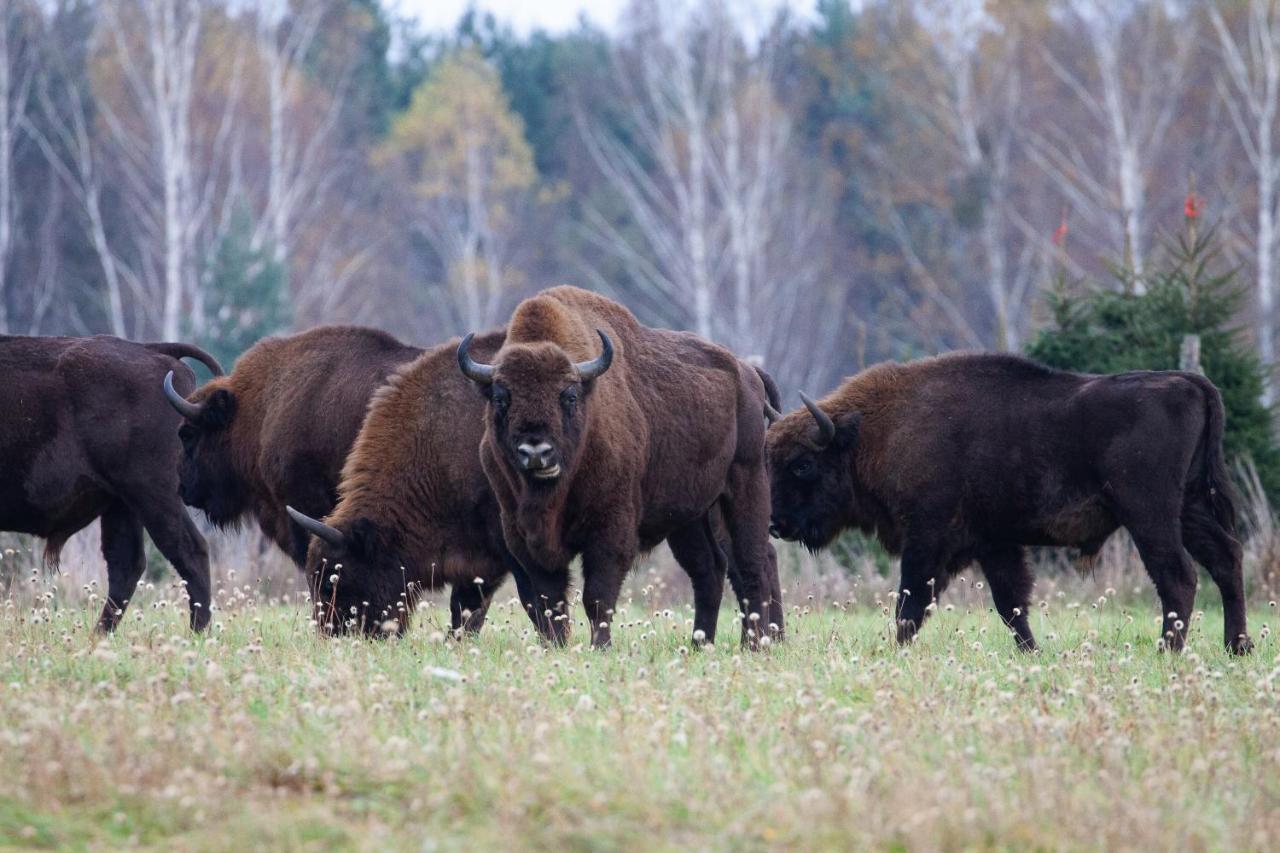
xmin=1229 ymin=634 xmax=1254 ymax=656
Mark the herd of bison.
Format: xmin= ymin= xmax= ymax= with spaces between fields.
xmin=0 ymin=285 xmax=1253 ymax=655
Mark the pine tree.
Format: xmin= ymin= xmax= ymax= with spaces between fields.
xmin=1026 ymin=224 xmax=1280 ymax=500
xmin=195 ymin=204 xmax=290 ymax=372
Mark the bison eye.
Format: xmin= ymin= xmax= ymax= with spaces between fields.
xmin=178 ymin=425 xmax=197 ymax=449
xmin=560 ymin=386 xmax=579 ymax=414
xmin=491 ymin=385 xmax=511 ymax=413
xmin=790 ymin=458 xmax=816 ymax=479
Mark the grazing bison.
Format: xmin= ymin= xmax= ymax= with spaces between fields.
xmin=288 ymin=329 xmax=783 ymax=642
xmin=286 ymin=331 xmax=536 ymax=636
xmin=767 ymin=353 xmax=1252 ymax=655
xmin=162 ymin=326 xmax=421 ymax=566
xmin=0 ymin=335 xmax=222 ymax=631
xmin=457 ymin=285 xmax=778 ymax=648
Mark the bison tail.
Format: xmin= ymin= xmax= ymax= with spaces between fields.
xmin=1190 ymin=374 xmax=1238 ymax=535
xmin=752 ymin=365 xmax=782 ymax=413
xmin=145 ymin=342 xmax=225 ymax=377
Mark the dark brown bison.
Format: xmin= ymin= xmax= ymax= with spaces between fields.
xmin=457 ymin=286 xmax=778 ymax=648
xmin=0 ymin=335 xmax=223 ymax=631
xmin=285 ymin=330 xmax=535 ymax=636
xmin=766 ymin=353 xmax=1252 ymax=655
xmin=161 ymin=325 xmax=421 ymax=566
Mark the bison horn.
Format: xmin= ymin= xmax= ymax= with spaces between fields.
xmin=456 ymin=332 xmax=495 ymax=385
xmin=800 ymin=392 xmax=836 ymax=447
xmin=574 ymin=330 xmax=614 ymax=381
xmin=764 ymin=402 xmax=782 ymax=425
xmin=286 ymin=505 xmax=346 ymax=549
xmin=162 ymin=371 xmax=203 ymax=421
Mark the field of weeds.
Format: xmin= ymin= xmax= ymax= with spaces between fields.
xmin=1 ymin=558 xmax=1278 ymax=851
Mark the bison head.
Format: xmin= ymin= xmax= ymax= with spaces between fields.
xmin=163 ymin=371 xmax=245 ymax=527
xmin=457 ymin=330 xmax=613 ymax=487
xmin=766 ymin=393 xmax=862 ymax=551
xmin=289 ymin=506 xmax=411 ymax=637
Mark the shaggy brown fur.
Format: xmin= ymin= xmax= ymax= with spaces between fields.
xmin=767 ymin=352 xmax=1251 ymax=654
xmin=297 ymin=330 xmax=544 ymax=636
xmin=168 ymin=326 xmax=421 ymax=565
xmin=463 ymin=286 xmax=779 ymax=647
xmin=0 ymin=334 xmax=222 ymax=631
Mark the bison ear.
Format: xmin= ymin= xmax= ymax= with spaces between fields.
xmin=348 ymin=517 xmax=384 ymax=558
xmin=202 ymin=389 xmax=237 ymax=431
xmin=833 ymin=411 xmax=861 ymax=451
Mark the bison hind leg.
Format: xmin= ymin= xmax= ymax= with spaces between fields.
xmin=1182 ymin=500 xmax=1251 ymax=655
xmin=449 ymin=578 xmax=500 ymax=637
xmin=667 ymin=516 xmax=728 ymax=646
xmin=98 ymin=503 xmax=147 ymax=633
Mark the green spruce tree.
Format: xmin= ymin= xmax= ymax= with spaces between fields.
xmin=1027 ymin=224 xmax=1279 ymax=500
xmin=196 ymin=204 xmax=290 ymax=372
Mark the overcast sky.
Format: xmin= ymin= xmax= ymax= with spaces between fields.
xmin=390 ymin=0 xmax=628 ymax=34
xmin=390 ymin=0 xmax=814 ymax=36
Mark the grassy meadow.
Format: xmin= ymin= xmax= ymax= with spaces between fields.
xmin=0 ymin=559 xmax=1278 ymax=852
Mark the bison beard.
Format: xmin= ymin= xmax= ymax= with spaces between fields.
xmin=0 ymin=335 xmax=223 ymax=632
xmin=459 ymin=285 xmax=780 ymax=648
xmin=767 ymin=353 xmax=1253 ymax=655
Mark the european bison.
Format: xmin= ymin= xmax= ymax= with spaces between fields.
xmin=457 ymin=285 xmax=778 ymax=647
xmin=0 ymin=335 xmax=222 ymax=631
xmin=766 ymin=353 xmax=1252 ymax=654
xmin=161 ymin=325 xmax=421 ymax=565
xmin=286 ymin=330 xmax=534 ymax=636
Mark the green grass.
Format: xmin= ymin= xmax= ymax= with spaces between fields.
xmin=0 ymin=588 xmax=1277 ymax=850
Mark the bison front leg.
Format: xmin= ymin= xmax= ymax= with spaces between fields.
xmin=894 ymin=532 xmax=950 ymax=645
xmin=98 ymin=503 xmax=147 ymax=632
xmin=581 ymin=532 xmax=636 ymax=648
xmin=133 ymin=494 xmax=213 ymax=632
xmin=979 ymin=545 xmax=1038 ymax=652
xmin=522 ymin=565 xmax=572 ymax=646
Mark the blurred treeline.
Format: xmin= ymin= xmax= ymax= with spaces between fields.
xmin=1 ymin=0 xmax=1278 ymax=399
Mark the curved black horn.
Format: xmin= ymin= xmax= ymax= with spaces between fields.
xmin=286 ymin=505 xmax=346 ymax=548
xmin=456 ymin=332 xmax=495 ymax=385
xmin=800 ymin=392 xmax=836 ymax=447
xmin=764 ymin=402 xmax=782 ymax=425
xmin=163 ymin=371 xmax=203 ymax=421
xmin=575 ymin=330 xmax=614 ymax=381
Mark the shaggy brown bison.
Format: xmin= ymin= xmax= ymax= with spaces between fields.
xmin=767 ymin=353 xmax=1252 ymax=655
xmin=285 ymin=330 xmax=536 ymax=636
xmin=288 ymin=328 xmax=782 ymax=642
xmin=0 ymin=335 xmax=223 ymax=631
xmin=457 ymin=285 xmax=778 ymax=648
xmin=161 ymin=326 xmax=421 ymax=565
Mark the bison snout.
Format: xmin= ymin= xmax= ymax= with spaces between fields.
xmin=517 ymin=441 xmax=560 ymax=479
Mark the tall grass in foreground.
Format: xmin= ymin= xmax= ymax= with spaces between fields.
xmin=0 ymin=569 xmax=1278 ymax=849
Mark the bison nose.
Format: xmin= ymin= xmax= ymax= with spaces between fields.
xmin=517 ymin=441 xmax=556 ymax=471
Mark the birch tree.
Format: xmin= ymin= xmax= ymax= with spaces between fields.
xmin=374 ymin=48 xmax=536 ymax=331
xmin=0 ymin=0 xmax=33 ymax=332
xmin=97 ymin=0 xmax=207 ymax=339
xmin=892 ymin=0 xmax=1038 ymax=351
xmin=578 ymin=0 xmax=839 ymax=390
xmin=1029 ymin=0 xmax=1195 ymax=282
xmin=1210 ymin=0 xmax=1280 ymax=387
xmin=250 ymin=0 xmax=345 ymax=274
